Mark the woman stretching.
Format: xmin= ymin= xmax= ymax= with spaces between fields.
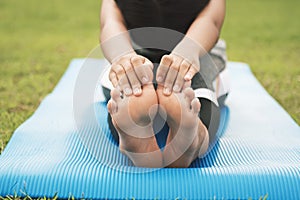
xmin=100 ymin=0 xmax=228 ymax=168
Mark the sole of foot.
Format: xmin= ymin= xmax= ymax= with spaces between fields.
xmin=107 ymin=84 xmax=162 ymax=167
xmin=156 ymin=85 xmax=209 ymax=167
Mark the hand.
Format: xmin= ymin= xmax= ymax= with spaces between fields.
xmin=109 ymin=53 xmax=154 ymax=96
xmin=156 ymin=36 xmax=202 ymax=95
xmin=156 ymin=53 xmax=199 ymax=95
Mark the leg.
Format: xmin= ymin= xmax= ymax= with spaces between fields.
xmin=198 ymin=98 xmax=220 ymax=145
xmin=107 ymin=84 xmax=162 ymax=167
xmin=157 ymin=86 xmax=209 ymax=168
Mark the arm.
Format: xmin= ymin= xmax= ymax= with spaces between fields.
xmin=100 ymin=0 xmax=134 ymax=63
xmin=100 ymin=0 xmax=153 ymax=96
xmin=185 ymin=0 xmax=226 ymax=55
xmin=156 ymin=0 xmax=226 ymax=95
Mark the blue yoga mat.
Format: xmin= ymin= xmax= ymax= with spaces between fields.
xmin=0 ymin=59 xmax=299 ymax=199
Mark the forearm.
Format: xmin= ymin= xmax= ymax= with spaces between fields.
xmin=100 ymin=19 xmax=128 ymax=45
xmin=101 ymin=23 xmax=136 ymax=63
xmin=185 ymin=17 xmax=220 ymax=56
xmin=174 ymin=0 xmax=226 ymax=57
xmin=100 ymin=0 xmax=136 ymax=63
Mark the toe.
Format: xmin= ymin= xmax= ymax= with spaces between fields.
xmin=110 ymin=88 xmax=122 ymax=103
xmin=191 ymin=98 xmax=201 ymax=114
xmin=183 ymin=88 xmax=195 ymax=100
xmin=182 ymin=80 xmax=191 ymax=90
xmin=107 ymin=99 xmax=118 ymax=114
xmin=183 ymin=88 xmax=195 ymax=105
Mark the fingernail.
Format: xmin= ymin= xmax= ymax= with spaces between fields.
xmin=164 ymin=87 xmax=171 ymax=95
xmin=124 ymin=88 xmax=132 ymax=95
xmin=142 ymin=76 xmax=149 ymax=84
xmin=157 ymin=76 xmax=163 ymax=83
xmin=133 ymin=87 xmax=141 ymax=95
xmin=173 ymin=84 xmax=180 ymax=92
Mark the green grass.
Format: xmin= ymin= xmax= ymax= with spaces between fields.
xmin=221 ymin=0 xmax=300 ymax=124
xmin=0 ymin=0 xmax=101 ymax=152
xmin=0 ymin=0 xmax=299 ymax=153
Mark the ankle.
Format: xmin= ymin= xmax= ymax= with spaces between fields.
xmin=197 ymin=123 xmax=209 ymax=158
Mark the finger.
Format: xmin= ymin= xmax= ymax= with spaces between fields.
xmin=122 ymin=60 xmax=142 ymax=96
xmin=131 ymin=56 xmax=153 ymax=85
xmin=184 ymin=64 xmax=199 ymax=81
xmin=118 ymin=73 xmax=132 ymax=96
xmin=156 ymin=55 xmax=172 ymax=84
xmin=163 ymin=57 xmax=182 ymax=95
xmin=111 ymin=64 xmax=124 ymax=90
xmin=112 ymin=64 xmax=132 ymax=96
xmin=173 ymin=59 xmax=191 ymax=92
xmin=144 ymin=57 xmax=154 ymax=70
xmin=109 ymin=70 xmax=119 ymax=88
xmin=134 ymin=63 xmax=154 ymax=85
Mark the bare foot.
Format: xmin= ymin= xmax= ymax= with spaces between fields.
xmin=107 ymin=84 xmax=162 ymax=167
xmin=157 ymin=86 xmax=209 ymax=167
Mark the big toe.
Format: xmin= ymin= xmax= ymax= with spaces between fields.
xmin=107 ymin=99 xmax=117 ymax=114
xmin=191 ymin=98 xmax=201 ymax=114
xmin=183 ymin=88 xmax=195 ymax=106
xmin=182 ymin=88 xmax=200 ymax=114
xmin=183 ymin=88 xmax=195 ymax=100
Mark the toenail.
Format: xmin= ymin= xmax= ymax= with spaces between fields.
xmin=142 ymin=76 xmax=149 ymax=84
xmin=185 ymin=73 xmax=192 ymax=80
xmin=124 ymin=88 xmax=132 ymax=95
xmin=157 ymin=76 xmax=163 ymax=83
xmin=173 ymin=85 xmax=180 ymax=92
xmin=164 ymin=87 xmax=171 ymax=95
xmin=133 ymin=87 xmax=141 ymax=95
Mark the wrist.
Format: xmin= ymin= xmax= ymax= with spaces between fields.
xmin=173 ymin=37 xmax=201 ymax=55
xmin=101 ymin=32 xmax=136 ymax=63
xmin=172 ymin=36 xmax=202 ymax=67
xmin=111 ymin=51 xmax=137 ymax=64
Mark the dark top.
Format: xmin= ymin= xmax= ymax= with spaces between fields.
xmin=115 ymin=0 xmax=210 ymax=62
xmin=115 ymin=0 xmax=210 ymax=33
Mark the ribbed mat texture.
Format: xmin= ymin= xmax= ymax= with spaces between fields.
xmin=0 ymin=59 xmax=299 ymax=199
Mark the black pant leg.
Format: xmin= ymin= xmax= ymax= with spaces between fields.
xmin=198 ymin=98 xmax=220 ymax=145
xmin=102 ymin=86 xmax=120 ymax=143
